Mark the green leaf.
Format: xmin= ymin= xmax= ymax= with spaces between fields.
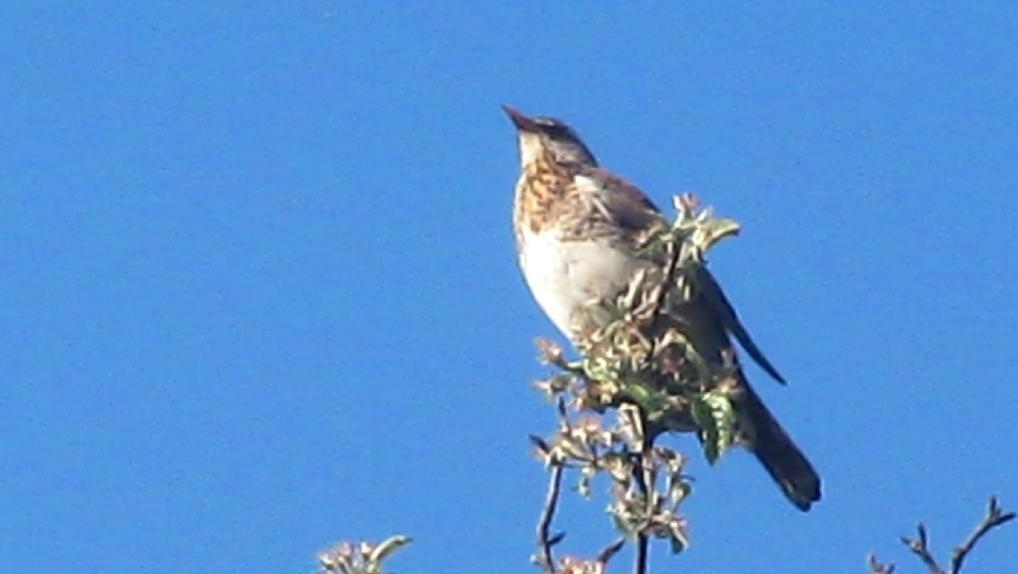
xmin=691 ymin=217 xmax=741 ymax=252
xmin=368 ymin=535 xmax=412 ymax=565
xmin=691 ymin=391 xmax=736 ymax=465
xmin=620 ymin=379 xmax=663 ymax=411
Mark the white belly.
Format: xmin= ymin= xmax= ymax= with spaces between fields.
xmin=519 ymin=228 xmax=647 ymax=338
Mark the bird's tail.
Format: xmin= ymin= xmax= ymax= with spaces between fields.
xmin=738 ymin=384 xmax=821 ymax=511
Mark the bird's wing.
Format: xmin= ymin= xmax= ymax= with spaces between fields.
xmin=574 ymin=164 xmax=786 ymax=384
xmin=694 ymin=265 xmax=787 ymax=385
xmin=574 ymin=166 xmax=664 ymax=232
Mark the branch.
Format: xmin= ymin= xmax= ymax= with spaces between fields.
xmin=877 ymin=495 xmax=1014 ymax=574
xmin=535 ymin=463 xmax=565 ymax=573
xmin=867 ymin=553 xmax=896 ymax=574
xmin=632 ymin=422 xmax=652 ymax=574
xmin=948 ymin=495 xmax=1015 ymax=574
xmin=647 ymin=217 xmax=681 ymax=329
xmin=596 ymin=537 xmax=626 ymax=566
xmin=633 ymin=533 xmax=649 ymax=574
xmin=900 ymin=523 xmax=945 ymax=574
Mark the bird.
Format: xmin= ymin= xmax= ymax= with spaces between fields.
xmin=504 ymin=105 xmax=821 ymax=511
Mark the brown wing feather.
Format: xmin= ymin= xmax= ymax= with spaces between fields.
xmin=579 ymin=166 xmax=662 ymax=232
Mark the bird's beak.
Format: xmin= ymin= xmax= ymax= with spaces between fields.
xmin=503 ymin=105 xmax=541 ymax=132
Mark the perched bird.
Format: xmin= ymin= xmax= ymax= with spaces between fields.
xmin=505 ymin=105 xmax=821 ymax=511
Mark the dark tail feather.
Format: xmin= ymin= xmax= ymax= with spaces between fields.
xmin=739 ymin=385 xmax=821 ymax=511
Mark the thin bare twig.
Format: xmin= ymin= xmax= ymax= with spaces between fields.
xmin=867 ymin=553 xmax=896 ymax=574
xmin=895 ymin=496 xmax=1015 ymax=574
xmin=648 ymin=232 xmax=681 ymax=329
xmin=536 ymin=464 xmax=565 ymax=573
xmin=642 ymin=194 xmax=693 ymax=334
xmin=633 ymin=533 xmax=649 ymax=574
xmin=596 ymin=537 xmax=626 ymax=566
xmin=901 ymin=523 xmax=945 ymax=574
xmin=948 ymin=495 xmax=1015 ymax=574
xmin=631 ymin=419 xmax=652 ymax=574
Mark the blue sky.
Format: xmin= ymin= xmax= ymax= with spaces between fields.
xmin=3 ymin=3 xmax=1016 ymax=573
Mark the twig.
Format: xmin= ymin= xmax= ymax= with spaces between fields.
xmin=897 ymin=496 xmax=1014 ymax=574
xmin=631 ymin=418 xmax=653 ymax=574
xmin=633 ymin=533 xmax=649 ymax=574
xmin=536 ymin=464 xmax=565 ymax=573
xmin=596 ymin=537 xmax=626 ymax=565
xmin=948 ymin=495 xmax=1015 ymax=574
xmin=901 ymin=524 xmax=945 ymax=574
xmin=649 ymin=235 xmax=681 ymax=328
xmin=867 ymin=553 xmax=896 ymax=574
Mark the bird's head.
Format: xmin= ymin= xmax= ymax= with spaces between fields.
xmin=503 ymin=105 xmax=597 ymax=168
